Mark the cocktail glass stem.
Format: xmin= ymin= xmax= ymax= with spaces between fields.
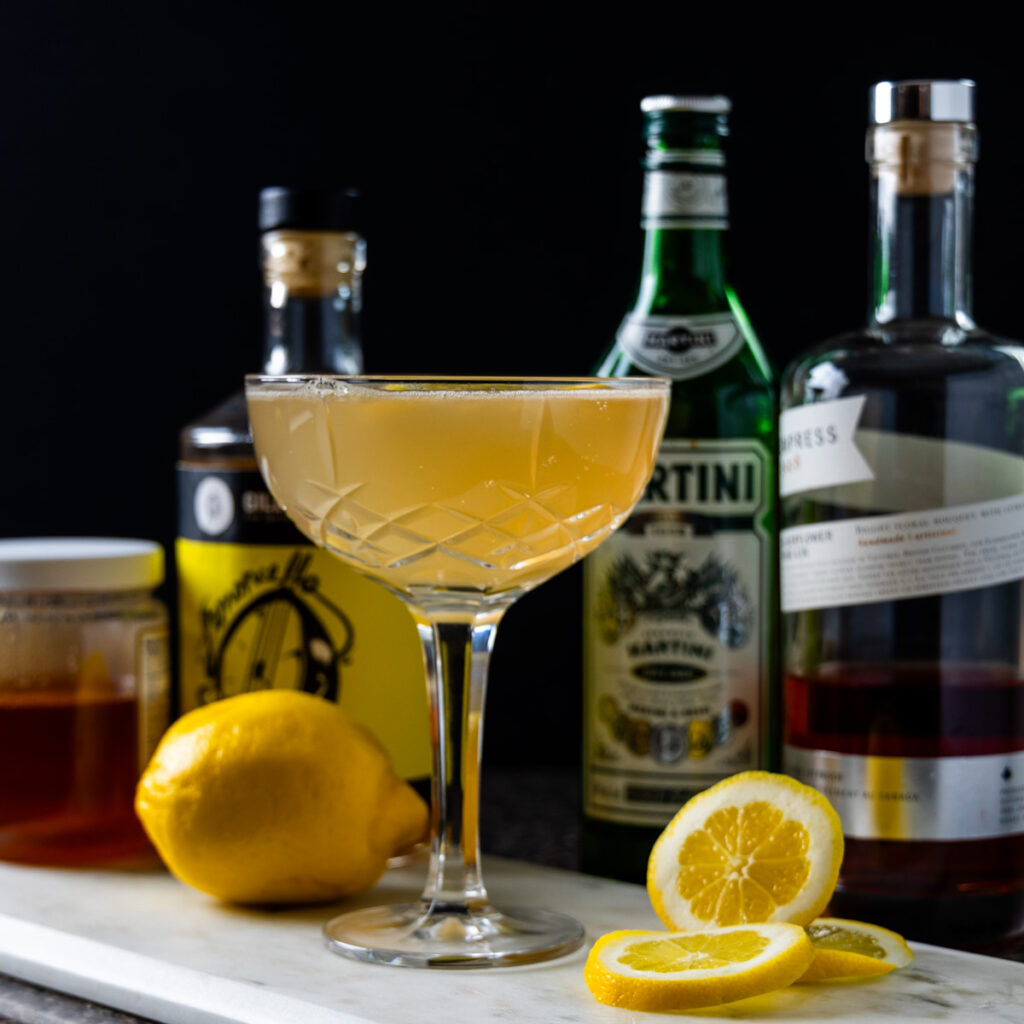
xmin=416 ymin=608 xmax=500 ymax=911
xmin=323 ymin=598 xmax=584 ymax=966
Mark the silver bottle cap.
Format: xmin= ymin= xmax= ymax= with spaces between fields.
xmin=641 ymin=95 xmax=731 ymax=114
xmin=871 ymin=80 xmax=975 ymax=124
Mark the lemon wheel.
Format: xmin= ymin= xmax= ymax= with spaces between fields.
xmin=799 ymin=917 xmax=914 ymax=981
xmin=648 ymin=771 xmax=844 ymax=930
xmin=585 ymin=924 xmax=815 ymax=1011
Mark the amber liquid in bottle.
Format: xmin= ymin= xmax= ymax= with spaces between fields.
xmin=786 ymin=664 xmax=1024 ymax=949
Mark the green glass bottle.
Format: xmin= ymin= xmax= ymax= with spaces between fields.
xmin=580 ymin=96 xmax=777 ymax=883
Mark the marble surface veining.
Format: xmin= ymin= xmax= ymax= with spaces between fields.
xmin=0 ymin=857 xmax=1022 ymax=1023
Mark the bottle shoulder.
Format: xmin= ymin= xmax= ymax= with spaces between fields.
xmin=598 ymin=347 xmax=776 ymax=447
xmin=781 ymin=324 xmax=1024 ymax=405
xmin=179 ymin=390 xmax=255 ymax=463
xmin=598 ymin=289 xmax=775 ymax=443
xmin=602 ymin=297 xmax=774 ymax=385
xmin=780 ymin=325 xmax=1024 ymax=454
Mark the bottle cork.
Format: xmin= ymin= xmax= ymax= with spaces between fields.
xmin=261 ymin=230 xmax=364 ymax=299
xmin=868 ymin=121 xmax=977 ymax=196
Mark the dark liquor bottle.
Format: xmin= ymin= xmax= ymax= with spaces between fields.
xmin=176 ymin=187 xmax=429 ymax=783
xmin=780 ymin=80 xmax=1024 ymax=950
xmin=581 ymin=96 xmax=777 ymax=882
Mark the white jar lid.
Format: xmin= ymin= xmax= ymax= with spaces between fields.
xmin=0 ymin=538 xmax=165 ymax=592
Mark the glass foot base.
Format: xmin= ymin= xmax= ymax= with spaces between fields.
xmin=323 ymin=901 xmax=585 ymax=968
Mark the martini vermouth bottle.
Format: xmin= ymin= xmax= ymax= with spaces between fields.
xmin=780 ymin=80 xmax=1024 ymax=951
xmin=581 ymin=96 xmax=778 ymax=883
xmin=176 ymin=187 xmax=430 ymax=786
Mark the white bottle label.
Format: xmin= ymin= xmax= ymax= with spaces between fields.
xmin=782 ymin=491 xmax=1024 ymax=612
xmin=782 ymin=396 xmax=1024 ymax=510
xmin=643 ymin=170 xmax=728 ymax=229
xmin=779 ymin=397 xmax=875 ymax=497
xmin=583 ymin=439 xmax=770 ymax=827
xmin=780 ymin=398 xmax=1024 ymax=612
xmin=617 ymin=313 xmax=746 ymax=380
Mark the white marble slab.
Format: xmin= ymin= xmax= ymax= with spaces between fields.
xmin=0 ymin=856 xmax=1022 ymax=1023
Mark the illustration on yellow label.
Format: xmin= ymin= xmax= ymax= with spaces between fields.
xmin=200 ymin=550 xmax=353 ymax=704
xmin=177 ymin=538 xmax=431 ymax=780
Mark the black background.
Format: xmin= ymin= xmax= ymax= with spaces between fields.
xmin=1 ymin=5 xmax=1022 ymax=767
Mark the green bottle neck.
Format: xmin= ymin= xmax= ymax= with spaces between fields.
xmin=634 ymin=226 xmax=730 ymax=312
xmin=630 ymin=160 xmax=732 ymax=315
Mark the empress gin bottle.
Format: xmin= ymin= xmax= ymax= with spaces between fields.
xmin=581 ymin=96 xmax=777 ymax=882
xmin=781 ymin=80 xmax=1024 ymax=949
xmin=176 ymin=187 xmax=429 ymax=783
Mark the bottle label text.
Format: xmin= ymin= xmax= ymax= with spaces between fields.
xmin=781 ymin=490 xmax=1024 ymax=612
xmin=779 ymin=396 xmax=874 ymax=496
xmin=583 ymin=439 xmax=771 ymax=827
xmin=617 ymin=313 xmax=746 ymax=380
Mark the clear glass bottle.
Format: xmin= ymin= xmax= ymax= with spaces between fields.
xmin=0 ymin=537 xmax=168 ymax=864
xmin=176 ymin=187 xmax=430 ymax=784
xmin=581 ymin=96 xmax=777 ymax=883
xmin=780 ymin=80 xmax=1024 ymax=951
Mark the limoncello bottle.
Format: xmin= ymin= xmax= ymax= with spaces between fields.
xmin=176 ymin=187 xmax=429 ymax=784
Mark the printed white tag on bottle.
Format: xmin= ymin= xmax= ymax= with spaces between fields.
xmin=779 ymin=397 xmax=874 ymax=497
xmin=781 ymin=491 xmax=1024 ymax=612
xmin=642 ymin=170 xmax=728 ymax=228
xmin=617 ymin=313 xmax=745 ymax=380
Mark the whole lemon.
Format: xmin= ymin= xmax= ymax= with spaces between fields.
xmin=135 ymin=690 xmax=429 ymax=905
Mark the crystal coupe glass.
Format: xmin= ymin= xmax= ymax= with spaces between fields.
xmin=245 ymin=375 xmax=669 ymax=968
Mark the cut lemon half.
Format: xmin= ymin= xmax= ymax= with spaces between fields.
xmin=799 ymin=917 xmax=914 ymax=982
xmin=648 ymin=771 xmax=844 ymax=930
xmin=584 ymin=923 xmax=814 ymax=1011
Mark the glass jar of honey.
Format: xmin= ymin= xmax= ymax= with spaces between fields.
xmin=0 ymin=538 xmax=168 ymax=864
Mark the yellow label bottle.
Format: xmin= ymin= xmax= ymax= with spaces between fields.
xmin=175 ymin=187 xmax=429 ymax=782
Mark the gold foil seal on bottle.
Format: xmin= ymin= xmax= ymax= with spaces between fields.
xmin=261 ymin=230 xmax=365 ymax=299
xmin=869 ymin=121 xmax=977 ymax=196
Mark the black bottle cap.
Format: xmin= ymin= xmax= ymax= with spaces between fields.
xmin=258 ymin=186 xmax=362 ymax=233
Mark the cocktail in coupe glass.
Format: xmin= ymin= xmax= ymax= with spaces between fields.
xmin=245 ymin=375 xmax=670 ymax=968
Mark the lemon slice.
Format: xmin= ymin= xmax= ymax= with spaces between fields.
xmin=584 ymin=924 xmax=815 ymax=1011
xmin=799 ymin=917 xmax=914 ymax=982
xmin=648 ymin=771 xmax=844 ymax=930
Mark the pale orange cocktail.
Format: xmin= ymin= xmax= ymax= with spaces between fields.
xmin=247 ymin=379 xmax=667 ymax=596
